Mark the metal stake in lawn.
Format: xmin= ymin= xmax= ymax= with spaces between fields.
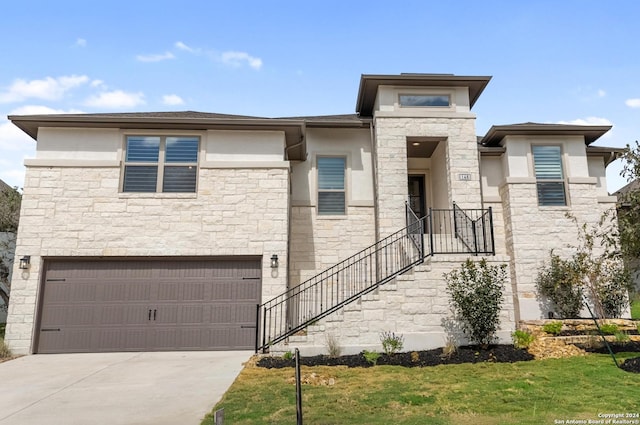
xmin=295 ymin=348 xmax=303 ymax=425
xmin=583 ymin=295 xmax=619 ymax=368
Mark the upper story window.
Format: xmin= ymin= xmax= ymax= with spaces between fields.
xmin=317 ymin=156 xmax=346 ymax=215
xmin=532 ymin=145 xmax=566 ymax=206
xmin=122 ymin=136 xmax=199 ymax=193
xmin=399 ymin=94 xmax=450 ymax=107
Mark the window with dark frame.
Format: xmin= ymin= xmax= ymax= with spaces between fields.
xmin=317 ymin=156 xmax=346 ymax=215
xmin=532 ymin=145 xmax=566 ymax=206
xmin=122 ymin=136 xmax=199 ymax=193
xmin=399 ymin=94 xmax=450 ymax=107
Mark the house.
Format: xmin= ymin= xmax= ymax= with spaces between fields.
xmin=3 ymin=73 xmax=622 ymax=355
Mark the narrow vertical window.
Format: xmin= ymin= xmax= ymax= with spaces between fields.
xmin=317 ymin=157 xmax=346 ymax=215
xmin=532 ymin=145 xmax=566 ymax=206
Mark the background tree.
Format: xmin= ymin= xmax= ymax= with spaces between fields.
xmin=618 ymin=141 xmax=640 ymax=263
xmin=0 ymin=185 xmax=21 ymax=311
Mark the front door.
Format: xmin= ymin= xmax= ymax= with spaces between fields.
xmin=408 ymin=175 xmax=426 ymax=219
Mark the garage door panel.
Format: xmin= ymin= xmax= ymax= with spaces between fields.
xmin=38 ymin=258 xmax=262 ymax=353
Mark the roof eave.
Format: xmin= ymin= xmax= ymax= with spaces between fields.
xmin=8 ymin=114 xmax=309 ymax=160
xmin=480 ymin=124 xmax=613 ymax=147
xmin=356 ymin=74 xmax=492 ymax=116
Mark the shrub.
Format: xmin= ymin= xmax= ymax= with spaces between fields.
xmin=599 ymin=323 xmax=618 ymax=335
xmin=614 ymin=331 xmax=630 ymax=343
xmin=444 ymin=259 xmax=507 ymax=348
xmin=0 ymin=338 xmax=11 ymax=359
xmin=542 ymin=321 xmax=563 ymax=336
xmin=282 ymin=351 xmax=293 ymax=361
xmin=512 ymin=330 xmax=535 ymax=348
xmin=380 ymin=331 xmax=404 ymax=355
xmin=536 ymin=253 xmax=584 ymax=318
xmin=325 ymin=333 xmax=341 ymax=357
xmin=362 ymin=350 xmax=381 ymax=366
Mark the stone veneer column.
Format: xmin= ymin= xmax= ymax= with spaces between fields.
xmin=374 ymin=116 xmax=482 ymax=237
xmin=501 ymin=179 xmax=614 ymax=320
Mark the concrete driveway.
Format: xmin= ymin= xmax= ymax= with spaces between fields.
xmin=0 ymin=351 xmax=252 ymax=425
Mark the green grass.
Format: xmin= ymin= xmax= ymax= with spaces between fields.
xmin=631 ymin=293 xmax=640 ymax=320
xmin=203 ymin=354 xmax=640 ymax=425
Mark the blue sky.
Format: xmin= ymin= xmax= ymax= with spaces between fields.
xmin=1 ymin=0 xmax=639 ymax=191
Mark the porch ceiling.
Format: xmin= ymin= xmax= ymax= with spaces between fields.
xmin=407 ymin=137 xmax=443 ymax=158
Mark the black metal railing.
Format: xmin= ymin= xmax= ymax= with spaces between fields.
xmin=428 ymin=204 xmax=495 ymax=255
xmin=257 ymin=211 xmax=425 ymax=352
xmin=256 ymin=203 xmax=495 ymax=352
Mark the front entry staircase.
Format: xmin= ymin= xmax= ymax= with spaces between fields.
xmin=256 ymin=203 xmax=494 ymax=353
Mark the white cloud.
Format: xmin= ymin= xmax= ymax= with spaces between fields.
xmin=555 ymin=116 xmax=613 ymax=138
xmin=556 ymin=116 xmax=612 ymax=126
xmin=0 ymin=105 xmax=86 ymax=187
xmin=175 ymin=41 xmax=198 ymax=53
xmin=162 ymin=94 xmax=184 ymax=106
xmin=85 ymin=90 xmax=145 ymax=108
xmin=91 ymin=79 xmax=105 ymax=88
xmin=625 ymin=98 xmax=640 ymax=108
xmin=597 ymin=89 xmax=606 ymax=97
xmin=75 ymin=38 xmax=87 ymax=47
xmin=136 ymin=51 xmax=175 ymax=62
xmin=0 ymin=75 xmax=90 ymax=103
xmin=221 ymin=51 xmax=263 ymax=70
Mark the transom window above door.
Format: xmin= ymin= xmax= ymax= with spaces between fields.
xmin=122 ymin=136 xmax=199 ymax=193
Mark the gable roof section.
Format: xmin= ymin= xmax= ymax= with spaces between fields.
xmin=356 ymin=73 xmax=492 ymax=116
xmin=480 ymin=122 xmax=612 ymax=147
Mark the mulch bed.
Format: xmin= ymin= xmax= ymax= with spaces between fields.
xmin=257 ymin=345 xmax=534 ymax=369
xmin=569 ymin=341 xmax=640 ymax=373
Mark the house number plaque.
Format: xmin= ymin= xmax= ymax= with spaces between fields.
xmin=458 ymin=173 xmax=471 ymax=181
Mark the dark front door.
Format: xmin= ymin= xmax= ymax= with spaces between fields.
xmin=408 ymin=175 xmax=426 ymax=219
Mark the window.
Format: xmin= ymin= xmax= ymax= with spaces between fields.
xmin=317 ymin=157 xmax=346 ymax=215
xmin=532 ymin=145 xmax=566 ymax=206
xmin=399 ymin=94 xmax=450 ymax=107
xmin=122 ymin=136 xmax=199 ymax=193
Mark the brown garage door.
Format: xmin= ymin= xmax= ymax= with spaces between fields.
xmin=36 ymin=258 xmax=261 ymax=353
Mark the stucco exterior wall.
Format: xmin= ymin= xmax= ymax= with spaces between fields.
xmin=289 ymin=128 xmax=376 ymax=287
xmin=5 ymin=162 xmax=290 ymax=354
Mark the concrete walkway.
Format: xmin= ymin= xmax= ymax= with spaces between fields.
xmin=0 ymin=351 xmax=252 ymax=425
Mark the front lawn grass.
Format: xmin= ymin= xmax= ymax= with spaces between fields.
xmin=631 ymin=292 xmax=640 ymax=320
xmin=203 ymin=353 xmax=640 ymax=425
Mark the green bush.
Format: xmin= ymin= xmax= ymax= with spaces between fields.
xmin=542 ymin=321 xmax=563 ymax=335
xmin=379 ymin=331 xmax=404 ymax=355
xmin=362 ymin=350 xmax=381 ymax=366
xmin=0 ymin=338 xmax=11 ymax=359
xmin=282 ymin=351 xmax=293 ymax=361
xmin=614 ymin=331 xmax=630 ymax=343
xmin=444 ymin=259 xmax=507 ymax=348
xmin=512 ymin=330 xmax=535 ymax=349
xmin=599 ymin=323 xmax=618 ymax=335
xmin=536 ymin=253 xmax=584 ymax=318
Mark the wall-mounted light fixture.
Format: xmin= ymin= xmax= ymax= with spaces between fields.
xmin=270 ymin=254 xmax=279 ymax=269
xmin=19 ymin=256 xmax=31 ymax=270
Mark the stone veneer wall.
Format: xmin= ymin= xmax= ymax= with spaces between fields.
xmin=374 ymin=117 xmax=482 ymax=238
xmin=288 ymin=206 xmax=376 ymax=287
xmin=5 ymin=166 xmax=289 ymax=354
xmin=501 ymin=180 xmax=618 ymax=320
xmin=280 ymin=255 xmax=515 ymax=356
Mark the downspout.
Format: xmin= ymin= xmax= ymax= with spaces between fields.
xmin=477 ymin=142 xmax=485 ymax=211
xmin=369 ymin=120 xmax=380 ymax=243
